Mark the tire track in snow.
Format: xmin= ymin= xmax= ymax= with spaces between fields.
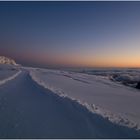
xmin=0 ymin=70 xmax=21 ymax=86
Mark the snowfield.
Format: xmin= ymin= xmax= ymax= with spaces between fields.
xmin=0 ymin=65 xmax=140 ymax=138
xmin=0 ymin=64 xmax=21 ymax=85
xmin=30 ymin=68 xmax=140 ymax=130
xmin=0 ymin=64 xmax=20 ymax=81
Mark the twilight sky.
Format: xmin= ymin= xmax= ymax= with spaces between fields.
xmin=0 ymin=1 xmax=140 ymax=68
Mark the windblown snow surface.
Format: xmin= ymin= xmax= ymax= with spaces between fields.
xmin=0 ymin=65 xmax=140 ymax=138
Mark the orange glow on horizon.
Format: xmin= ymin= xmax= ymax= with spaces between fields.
xmin=2 ymin=47 xmax=140 ymax=68
xmin=38 ymin=53 xmax=140 ymax=68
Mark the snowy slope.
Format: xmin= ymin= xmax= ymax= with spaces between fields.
xmin=0 ymin=64 xmax=21 ymax=85
xmin=30 ymin=68 xmax=140 ymax=130
xmin=1 ymin=70 xmax=140 ymax=138
xmin=0 ymin=65 xmax=140 ymax=138
xmin=0 ymin=64 xmax=20 ymax=80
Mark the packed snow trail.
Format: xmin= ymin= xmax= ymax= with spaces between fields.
xmin=0 ymin=70 xmax=140 ymax=138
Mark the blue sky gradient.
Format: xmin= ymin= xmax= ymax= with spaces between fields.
xmin=0 ymin=2 xmax=140 ymax=67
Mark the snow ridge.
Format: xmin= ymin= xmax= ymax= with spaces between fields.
xmin=29 ymin=70 xmax=140 ymax=131
xmin=0 ymin=70 xmax=21 ymax=86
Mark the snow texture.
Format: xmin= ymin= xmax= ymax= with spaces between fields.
xmin=30 ymin=68 xmax=140 ymax=130
xmin=0 ymin=65 xmax=21 ymax=85
xmin=0 ymin=65 xmax=140 ymax=138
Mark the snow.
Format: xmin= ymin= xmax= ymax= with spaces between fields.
xmin=30 ymin=68 xmax=140 ymax=130
xmin=0 ymin=64 xmax=21 ymax=86
xmin=0 ymin=64 xmax=20 ymax=81
xmin=0 ymin=65 xmax=140 ymax=138
xmin=0 ymin=70 xmax=21 ymax=86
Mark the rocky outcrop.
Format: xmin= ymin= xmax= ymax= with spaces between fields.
xmin=136 ymin=82 xmax=140 ymax=89
xmin=0 ymin=56 xmax=17 ymax=65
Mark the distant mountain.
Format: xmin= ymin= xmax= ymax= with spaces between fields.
xmin=0 ymin=56 xmax=17 ymax=65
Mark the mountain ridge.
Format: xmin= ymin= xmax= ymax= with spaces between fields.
xmin=0 ymin=56 xmax=17 ymax=65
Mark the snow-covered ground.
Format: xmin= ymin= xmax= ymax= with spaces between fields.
xmin=30 ymin=68 xmax=140 ymax=130
xmin=0 ymin=65 xmax=140 ymax=138
xmin=0 ymin=64 xmax=20 ymax=81
xmin=0 ymin=64 xmax=21 ymax=86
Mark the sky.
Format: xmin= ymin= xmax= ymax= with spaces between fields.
xmin=0 ymin=1 xmax=140 ymax=68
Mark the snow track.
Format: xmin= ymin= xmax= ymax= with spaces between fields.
xmin=0 ymin=70 xmax=21 ymax=86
